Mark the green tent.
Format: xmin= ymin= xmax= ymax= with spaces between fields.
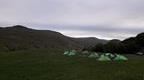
xmin=98 ymin=53 xmax=128 ymax=61
xmin=64 ymin=50 xmax=77 ymax=56
xmin=105 ymin=53 xmax=116 ymax=58
xmin=64 ymin=51 xmax=128 ymax=61
xmin=64 ymin=51 xmax=69 ymax=55
xmin=88 ymin=52 xmax=99 ymax=58
xmin=97 ymin=54 xmax=111 ymax=61
xmin=68 ymin=50 xmax=77 ymax=56
xmin=82 ymin=51 xmax=89 ymax=55
xmin=113 ymin=54 xmax=128 ymax=61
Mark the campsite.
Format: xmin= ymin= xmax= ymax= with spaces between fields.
xmin=0 ymin=25 xmax=144 ymax=80
xmin=64 ymin=50 xmax=128 ymax=61
xmin=0 ymin=49 xmax=144 ymax=80
xmin=1 ymin=0 xmax=144 ymax=79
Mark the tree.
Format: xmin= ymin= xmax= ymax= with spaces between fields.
xmin=92 ymin=43 xmax=104 ymax=52
xmin=122 ymin=37 xmax=140 ymax=54
xmin=136 ymin=32 xmax=144 ymax=47
xmin=103 ymin=39 xmax=125 ymax=53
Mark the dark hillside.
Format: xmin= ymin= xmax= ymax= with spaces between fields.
xmin=92 ymin=32 xmax=144 ymax=54
xmin=0 ymin=25 xmax=107 ymax=51
xmin=0 ymin=25 xmax=79 ymax=51
xmin=74 ymin=37 xmax=108 ymax=49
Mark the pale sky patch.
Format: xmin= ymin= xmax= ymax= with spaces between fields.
xmin=0 ymin=0 xmax=144 ymax=40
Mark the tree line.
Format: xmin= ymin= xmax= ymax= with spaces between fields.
xmin=85 ymin=32 xmax=144 ymax=54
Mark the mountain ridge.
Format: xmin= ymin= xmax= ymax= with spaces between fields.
xmin=0 ymin=25 xmax=108 ymax=51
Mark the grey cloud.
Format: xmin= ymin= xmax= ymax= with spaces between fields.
xmin=30 ymin=24 xmax=143 ymax=34
xmin=21 ymin=23 xmax=142 ymax=40
xmin=0 ymin=0 xmax=144 ymax=39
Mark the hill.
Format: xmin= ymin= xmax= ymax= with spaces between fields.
xmin=74 ymin=37 xmax=107 ymax=49
xmin=121 ymin=32 xmax=144 ymax=53
xmin=91 ymin=32 xmax=144 ymax=54
xmin=0 ymin=25 xmax=107 ymax=51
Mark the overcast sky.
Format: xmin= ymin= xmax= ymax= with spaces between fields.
xmin=0 ymin=0 xmax=144 ymax=40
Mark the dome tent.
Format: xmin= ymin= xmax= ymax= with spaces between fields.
xmin=136 ymin=48 xmax=144 ymax=56
xmin=64 ymin=50 xmax=128 ymax=61
xmin=64 ymin=51 xmax=69 ymax=55
xmin=105 ymin=53 xmax=115 ymax=57
xmin=136 ymin=52 xmax=144 ymax=56
xmin=68 ymin=50 xmax=77 ymax=56
xmin=113 ymin=54 xmax=128 ymax=61
xmin=63 ymin=50 xmax=77 ymax=56
xmin=80 ymin=51 xmax=90 ymax=57
xmin=82 ymin=51 xmax=89 ymax=55
xmin=88 ymin=52 xmax=99 ymax=58
xmin=97 ymin=54 xmax=111 ymax=61
xmin=97 ymin=53 xmax=128 ymax=61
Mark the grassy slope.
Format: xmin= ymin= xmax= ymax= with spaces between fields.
xmin=0 ymin=49 xmax=144 ymax=80
xmin=0 ymin=26 xmax=107 ymax=51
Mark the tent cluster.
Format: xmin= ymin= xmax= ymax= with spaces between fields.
xmin=64 ymin=50 xmax=128 ymax=61
xmin=63 ymin=50 xmax=77 ymax=56
xmin=98 ymin=53 xmax=128 ymax=61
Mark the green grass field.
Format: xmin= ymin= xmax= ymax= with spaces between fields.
xmin=0 ymin=49 xmax=144 ymax=80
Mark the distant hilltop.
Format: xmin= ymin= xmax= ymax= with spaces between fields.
xmin=0 ymin=25 xmax=107 ymax=51
xmin=0 ymin=25 xmax=143 ymax=54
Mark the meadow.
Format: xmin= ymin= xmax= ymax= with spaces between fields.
xmin=0 ymin=49 xmax=144 ymax=80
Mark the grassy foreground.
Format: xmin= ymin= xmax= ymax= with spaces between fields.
xmin=0 ymin=49 xmax=144 ymax=80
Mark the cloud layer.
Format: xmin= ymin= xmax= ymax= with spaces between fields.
xmin=0 ymin=0 xmax=144 ymax=40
